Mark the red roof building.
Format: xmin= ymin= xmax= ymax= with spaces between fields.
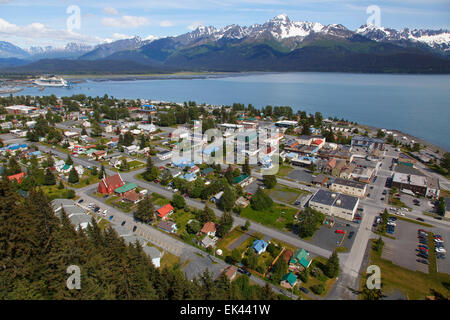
xmin=201 ymin=222 xmax=216 ymax=236
xmin=157 ymin=204 xmax=174 ymax=220
xmin=122 ymin=190 xmax=141 ymax=204
xmin=97 ymin=173 xmax=125 ymax=194
xmin=8 ymin=172 xmax=25 ymax=184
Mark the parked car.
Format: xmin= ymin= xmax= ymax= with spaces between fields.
xmin=416 ymin=218 xmax=425 ymax=222
xmin=78 ymin=199 xmax=84 ymax=203
xmin=94 ymin=207 xmax=100 ymax=213
xmin=348 ymin=231 xmax=355 ymax=239
xmin=121 ymin=221 xmax=126 ymax=226
xmin=237 ymin=268 xmax=251 ymax=277
xmin=335 ymin=229 xmax=346 ymax=234
xmin=417 ymin=259 xmax=429 ymax=265
xmin=133 ymin=226 xmax=137 ymax=232
xmin=102 ymin=209 xmax=108 ymax=216
xmin=108 ymin=215 xmax=114 ymax=220
xmin=300 ymin=287 xmax=310 ymax=294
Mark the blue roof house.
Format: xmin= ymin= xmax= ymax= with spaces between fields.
xmin=251 ymin=240 xmax=268 ymax=255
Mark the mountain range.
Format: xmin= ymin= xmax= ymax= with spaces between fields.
xmin=1 ymin=14 xmax=449 ymax=74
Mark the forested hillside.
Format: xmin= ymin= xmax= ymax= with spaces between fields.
xmin=0 ymin=178 xmax=280 ymax=300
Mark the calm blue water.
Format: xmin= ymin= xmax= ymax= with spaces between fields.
xmin=12 ymin=72 xmax=450 ymax=150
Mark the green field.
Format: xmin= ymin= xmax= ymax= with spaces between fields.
xmin=240 ymin=203 xmax=298 ymax=231
xmin=265 ymin=184 xmax=310 ymax=205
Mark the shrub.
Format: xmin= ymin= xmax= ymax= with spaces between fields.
xmin=311 ymin=284 xmax=325 ymax=295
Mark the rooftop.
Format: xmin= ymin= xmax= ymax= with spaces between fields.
xmin=310 ymin=189 xmax=359 ymax=211
xmin=332 ymin=177 xmax=367 ymax=190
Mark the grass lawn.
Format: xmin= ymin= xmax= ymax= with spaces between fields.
xmin=276 ymin=164 xmax=294 ymax=177
xmin=98 ymin=218 xmax=110 ymax=231
xmin=41 ymin=185 xmax=76 ymax=201
xmin=215 ymin=228 xmax=248 ymax=256
xmin=111 ymin=160 xmax=145 ymax=172
xmin=160 ymin=251 xmax=181 ymax=269
xmin=361 ymin=239 xmax=450 ymax=300
xmin=265 ymin=184 xmax=310 ymax=205
xmin=172 ymin=209 xmax=195 ymax=234
xmin=439 ymin=189 xmax=450 ymax=198
xmin=105 ymin=195 xmax=135 ymax=212
xmin=150 ymin=192 xmax=171 ymax=207
xmin=240 ymin=203 xmax=298 ymax=231
xmin=67 ymin=174 xmax=101 ymax=188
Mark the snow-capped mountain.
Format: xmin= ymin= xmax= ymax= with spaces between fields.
xmin=0 ymin=41 xmax=30 ymax=59
xmin=357 ymin=24 xmax=450 ymax=52
xmin=79 ymin=36 xmax=152 ymax=60
xmin=26 ymin=42 xmax=93 ymax=59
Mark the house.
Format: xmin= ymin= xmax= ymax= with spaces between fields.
xmin=97 ymin=173 xmax=125 ymax=194
xmin=251 ymin=239 xmax=268 ymax=255
xmin=157 ymin=204 xmax=175 ymax=220
xmin=201 ymin=167 xmax=214 ymax=176
xmin=157 ymin=150 xmax=172 ymax=161
xmin=188 ymin=165 xmax=200 ymax=174
xmin=280 ymin=272 xmax=298 ymax=289
xmin=8 ymin=172 xmax=25 ymax=184
xmin=157 ymin=220 xmax=177 ymax=233
xmin=124 ymin=145 xmax=139 ymax=154
xmin=122 ymin=190 xmax=141 ymax=204
xmin=392 ymin=172 xmax=440 ymax=198
xmin=236 ymin=196 xmax=250 ymax=208
xmin=144 ymin=246 xmax=162 ymax=268
xmin=114 ymin=182 xmax=137 ymax=196
xmin=200 ymin=222 xmax=216 ymax=237
xmin=223 ymin=266 xmax=237 ymax=281
xmin=312 ymin=174 xmax=329 ymax=187
xmin=201 ymin=236 xmax=217 ymax=248
xmin=289 ymin=249 xmax=312 ymax=270
xmin=211 ymin=191 xmax=223 ymax=204
xmin=180 ymin=172 xmax=197 ymax=182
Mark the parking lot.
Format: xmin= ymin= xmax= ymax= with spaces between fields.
xmin=287 ymin=169 xmax=314 ymax=184
xmin=432 ymin=225 xmax=450 ymax=274
xmin=308 ymin=219 xmax=358 ymax=252
xmin=381 ymin=219 xmax=429 ymax=273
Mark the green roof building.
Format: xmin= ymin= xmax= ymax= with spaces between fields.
xmin=281 ymin=272 xmax=298 ymax=288
xmin=114 ymin=182 xmax=137 ymax=194
xmin=290 ymin=249 xmax=312 ymax=268
xmin=233 ymin=174 xmax=249 ymax=185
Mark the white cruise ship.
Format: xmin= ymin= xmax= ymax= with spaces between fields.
xmin=34 ymin=76 xmax=69 ymax=87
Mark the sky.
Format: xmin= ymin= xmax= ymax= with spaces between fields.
xmin=0 ymin=0 xmax=449 ymax=48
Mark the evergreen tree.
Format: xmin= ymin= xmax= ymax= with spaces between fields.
xmin=134 ymin=195 xmax=155 ymax=223
xmin=324 ymin=250 xmax=340 ymax=278
xmin=263 ymin=175 xmax=277 ymax=189
xmin=44 ymin=167 xmax=56 ymax=185
xmin=200 ymin=204 xmax=216 ymax=223
xmin=219 ymin=184 xmax=235 ymax=212
xmin=66 ymin=154 xmax=73 ymax=165
xmin=68 ymin=167 xmax=79 ymax=184
xmin=171 ymin=194 xmax=186 ymax=209
xmin=250 ymin=188 xmax=273 ymax=211
xmin=217 ymin=211 xmax=233 ymax=238
xmin=98 ymin=164 xmax=106 ymax=179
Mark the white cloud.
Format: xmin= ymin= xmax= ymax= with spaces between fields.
xmin=103 ymin=7 xmax=118 ymax=16
xmin=0 ymin=17 xmax=101 ymax=44
xmin=159 ymin=20 xmax=174 ymax=27
xmin=102 ymin=32 xmax=132 ymax=43
xmin=101 ymin=15 xmax=150 ymax=28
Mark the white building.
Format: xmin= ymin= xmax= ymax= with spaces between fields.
xmin=309 ymin=189 xmax=360 ymax=221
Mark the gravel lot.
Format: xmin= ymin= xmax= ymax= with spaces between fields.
xmin=287 ymin=169 xmax=314 ymax=184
